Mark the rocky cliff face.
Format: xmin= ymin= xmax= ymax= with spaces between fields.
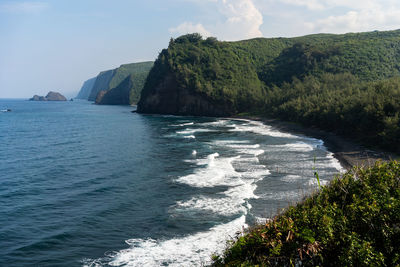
xmin=29 ymin=91 xmax=67 ymax=101
xmin=137 ymin=72 xmax=231 ymax=116
xmin=88 ymin=70 xmax=115 ymax=101
xmin=76 ymin=77 xmax=96 ymax=99
xmin=86 ymin=62 xmax=153 ymax=103
xmin=95 ymin=75 xmax=132 ymax=105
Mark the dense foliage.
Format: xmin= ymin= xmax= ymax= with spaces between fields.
xmin=139 ymin=30 xmax=400 ymax=152
xmin=140 ymin=33 xmax=265 ymax=114
xmin=212 ymin=161 xmax=400 ymax=266
xmin=88 ymin=61 xmax=153 ymax=102
xmin=263 ymin=73 xmax=400 ymax=152
xmin=108 ymin=61 xmax=153 ymax=91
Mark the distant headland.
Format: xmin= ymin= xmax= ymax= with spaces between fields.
xmin=29 ymin=91 xmax=67 ymax=101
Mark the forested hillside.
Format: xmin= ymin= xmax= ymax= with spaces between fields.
xmin=138 ymin=30 xmax=400 ymax=152
xmin=76 ymin=61 xmax=153 ymax=105
xmin=95 ymin=62 xmax=153 ymax=105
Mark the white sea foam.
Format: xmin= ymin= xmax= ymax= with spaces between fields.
xmin=176 ymin=153 xmax=242 ymax=187
xmin=197 ymin=119 xmax=230 ymax=127
xmin=176 ymin=128 xmax=216 ymax=135
xmin=229 ymin=120 xmax=297 ymax=138
xmin=170 ymin=122 xmax=194 ymax=127
xmin=175 ymin=194 xmax=247 ymax=216
xmin=87 ymin=216 xmax=247 ymax=267
xmin=270 ymin=142 xmax=314 ymax=152
xmin=213 ymin=140 xmax=265 ymax=156
xmin=212 ymin=140 xmax=251 ymax=145
xmin=84 ymin=118 xmax=345 ymax=267
xmin=226 ymin=144 xmax=260 ymax=149
xmin=326 ymin=152 xmax=345 ymax=173
xmin=183 ymin=135 xmax=196 ymax=139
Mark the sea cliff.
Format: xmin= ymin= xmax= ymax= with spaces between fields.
xmin=137 ymin=31 xmax=400 ymax=153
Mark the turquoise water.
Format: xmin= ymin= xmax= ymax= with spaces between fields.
xmin=0 ymin=99 xmax=343 ymax=266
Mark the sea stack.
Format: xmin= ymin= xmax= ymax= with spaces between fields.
xmin=29 ymin=91 xmax=67 ymax=101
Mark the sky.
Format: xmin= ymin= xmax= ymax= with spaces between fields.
xmin=1 ymin=0 xmax=400 ymax=98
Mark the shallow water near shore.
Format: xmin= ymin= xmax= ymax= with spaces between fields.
xmin=0 ymin=99 xmax=343 ymax=266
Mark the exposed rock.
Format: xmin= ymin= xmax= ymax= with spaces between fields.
xmin=29 ymin=91 xmax=67 ymax=101
xmin=45 ymin=91 xmax=67 ymax=101
xmin=88 ymin=70 xmax=115 ymax=101
xmin=95 ymin=90 xmax=107 ymax=104
xmin=96 ymin=75 xmax=132 ymax=105
xmin=87 ymin=61 xmax=153 ymax=103
xmin=29 ymin=95 xmax=45 ymax=101
xmin=137 ymin=72 xmax=232 ymax=116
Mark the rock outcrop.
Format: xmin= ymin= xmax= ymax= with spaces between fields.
xmin=29 ymin=91 xmax=67 ymax=101
xmin=95 ymin=75 xmax=132 ymax=105
xmin=137 ymin=71 xmax=232 ymax=116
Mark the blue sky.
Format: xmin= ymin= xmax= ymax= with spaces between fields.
xmin=1 ymin=0 xmax=400 ymax=98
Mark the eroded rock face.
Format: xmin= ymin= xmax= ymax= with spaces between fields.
xmin=137 ymin=72 xmax=231 ymax=116
xmin=29 ymin=91 xmax=67 ymax=101
xmin=95 ymin=75 xmax=131 ymax=105
xmin=94 ymin=90 xmax=107 ymax=104
xmin=45 ymin=91 xmax=67 ymax=101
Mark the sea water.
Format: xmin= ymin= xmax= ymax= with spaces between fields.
xmin=0 ymin=99 xmax=343 ymax=266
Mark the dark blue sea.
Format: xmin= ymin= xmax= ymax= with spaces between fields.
xmin=0 ymin=99 xmax=343 ymax=266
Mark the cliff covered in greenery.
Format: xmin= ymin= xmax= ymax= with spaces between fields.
xmin=138 ymin=35 xmax=265 ymax=115
xmin=83 ymin=61 xmax=153 ymax=104
xmin=212 ymin=161 xmax=400 ymax=266
xmin=138 ymin=30 xmax=400 ymax=152
xmin=95 ymin=62 xmax=153 ymax=105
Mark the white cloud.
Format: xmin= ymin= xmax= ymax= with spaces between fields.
xmin=0 ymin=1 xmax=48 ymax=14
xmin=280 ymin=0 xmax=325 ymax=11
xmin=170 ymin=0 xmax=264 ymax=41
xmin=215 ymin=0 xmax=263 ymax=40
xmin=303 ymin=2 xmax=400 ymax=33
xmin=276 ymin=0 xmax=381 ymax=11
xmin=252 ymin=0 xmax=400 ymax=36
xmin=169 ymin=22 xmax=211 ymax=38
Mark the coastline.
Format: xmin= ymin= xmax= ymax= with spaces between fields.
xmin=234 ymin=116 xmax=399 ymax=170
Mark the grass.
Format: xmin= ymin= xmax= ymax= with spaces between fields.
xmin=211 ymin=161 xmax=400 ymax=266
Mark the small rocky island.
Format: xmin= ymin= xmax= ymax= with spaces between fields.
xmin=29 ymin=91 xmax=67 ymax=101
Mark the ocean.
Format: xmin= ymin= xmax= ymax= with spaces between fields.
xmin=0 ymin=99 xmax=343 ymax=266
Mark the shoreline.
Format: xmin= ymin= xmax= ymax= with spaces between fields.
xmin=233 ymin=116 xmax=399 ymax=170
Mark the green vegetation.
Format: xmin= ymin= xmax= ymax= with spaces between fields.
xmin=263 ymin=73 xmax=400 ymax=152
xmin=140 ymin=34 xmax=265 ymax=114
xmin=139 ymin=30 xmax=400 ymax=152
xmin=212 ymin=161 xmax=400 ymax=266
xmin=96 ymin=62 xmax=153 ymax=105
xmin=135 ymin=31 xmax=400 ymax=265
xmin=88 ymin=61 xmax=153 ymax=102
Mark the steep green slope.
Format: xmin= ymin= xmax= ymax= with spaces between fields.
xmin=138 ymin=34 xmax=265 ymax=115
xmin=138 ymin=30 xmax=400 ymax=152
xmin=88 ymin=69 xmax=115 ymax=101
xmin=88 ymin=61 xmax=153 ymax=102
xmin=76 ymin=77 xmax=96 ymax=99
xmin=212 ymin=161 xmax=400 ymax=266
xmin=95 ymin=62 xmax=153 ymax=105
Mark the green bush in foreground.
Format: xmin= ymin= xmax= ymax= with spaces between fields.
xmin=212 ymin=161 xmax=400 ymax=266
